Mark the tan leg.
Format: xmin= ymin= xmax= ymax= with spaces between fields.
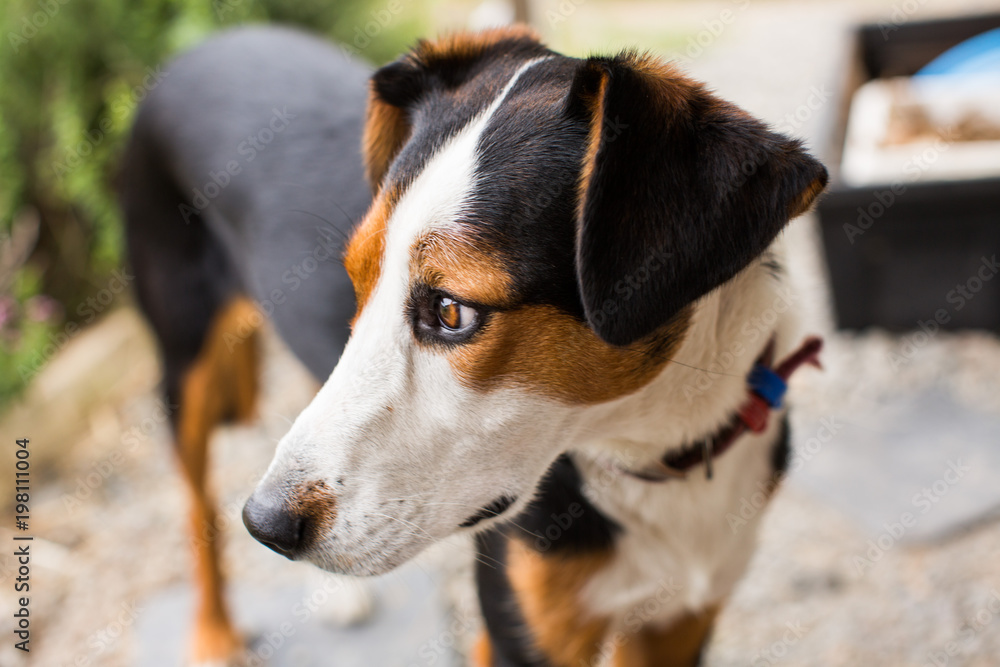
xmin=176 ymin=298 xmax=260 ymax=665
xmin=612 ymin=605 xmax=721 ymax=667
xmin=471 ymin=631 xmax=493 ymax=667
xmin=505 ymin=538 xmax=612 ymax=667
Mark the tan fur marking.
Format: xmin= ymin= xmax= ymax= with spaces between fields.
xmin=629 ymin=54 xmax=705 ymax=104
xmin=576 ymin=66 xmax=608 ymax=225
xmin=413 ymin=25 xmax=541 ymax=66
xmin=472 ymin=632 xmax=494 ymax=667
xmin=449 ymin=305 xmax=690 ymax=405
xmin=613 ymin=604 xmax=721 ymax=667
xmin=413 ymin=230 xmax=515 ymax=307
xmin=627 ymin=52 xmax=828 ymax=221
xmin=363 ymin=25 xmax=542 ymax=192
xmin=363 ymin=85 xmax=411 ymax=191
xmin=506 ymin=537 xmax=611 ymax=667
xmin=344 ymin=191 xmax=394 ymax=321
xmin=290 ymin=479 xmax=338 ymax=544
xmin=789 ymin=175 xmax=826 ymax=218
xmin=176 ymin=297 xmax=261 ymax=663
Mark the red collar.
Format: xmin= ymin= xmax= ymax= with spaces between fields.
xmin=624 ymin=336 xmax=823 ymax=483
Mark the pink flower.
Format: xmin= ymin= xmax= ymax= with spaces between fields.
xmin=25 ymin=295 xmax=61 ymax=323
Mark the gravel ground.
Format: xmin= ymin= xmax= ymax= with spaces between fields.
xmin=3 ymin=310 xmax=999 ymax=667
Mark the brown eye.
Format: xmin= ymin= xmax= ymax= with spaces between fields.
xmin=436 ymin=295 xmax=476 ymax=332
xmin=412 ymin=289 xmax=485 ymax=343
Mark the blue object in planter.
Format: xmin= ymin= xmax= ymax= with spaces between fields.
xmin=917 ymin=27 xmax=1000 ymax=75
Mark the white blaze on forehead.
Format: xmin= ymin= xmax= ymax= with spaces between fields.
xmin=282 ymin=58 xmax=551 ymax=446
xmin=370 ymin=56 xmax=551 ymax=321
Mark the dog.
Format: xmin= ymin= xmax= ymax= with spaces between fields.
xmin=121 ymin=24 xmax=827 ymax=667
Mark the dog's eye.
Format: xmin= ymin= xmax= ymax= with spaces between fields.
xmin=412 ymin=290 xmax=485 ymax=344
xmin=435 ymin=295 xmax=477 ymax=332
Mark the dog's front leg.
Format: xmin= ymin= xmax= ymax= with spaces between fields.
xmin=175 ymin=298 xmax=261 ymax=666
xmin=610 ymin=605 xmax=721 ymax=667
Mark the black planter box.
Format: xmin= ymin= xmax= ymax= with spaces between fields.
xmin=816 ymin=13 xmax=1000 ymax=332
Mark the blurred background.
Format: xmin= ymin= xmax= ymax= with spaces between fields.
xmin=2 ymin=0 xmax=1000 ymax=665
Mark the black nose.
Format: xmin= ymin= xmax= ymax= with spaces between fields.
xmin=242 ymin=490 xmax=306 ymax=559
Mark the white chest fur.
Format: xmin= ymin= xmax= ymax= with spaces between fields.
xmin=571 ymin=244 xmax=799 ymax=628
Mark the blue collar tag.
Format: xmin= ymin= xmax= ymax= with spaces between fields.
xmin=748 ymin=364 xmax=787 ymax=409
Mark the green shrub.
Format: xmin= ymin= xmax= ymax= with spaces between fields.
xmin=0 ymin=0 xmax=425 ymax=407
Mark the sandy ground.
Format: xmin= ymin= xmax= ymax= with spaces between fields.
xmin=5 ymin=300 xmax=999 ymax=667
xmin=7 ymin=298 xmax=1000 ymax=667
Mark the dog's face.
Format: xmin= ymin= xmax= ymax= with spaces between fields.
xmin=243 ymin=27 xmax=826 ymax=574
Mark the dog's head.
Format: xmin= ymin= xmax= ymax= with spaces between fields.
xmin=243 ymin=27 xmax=826 ymax=574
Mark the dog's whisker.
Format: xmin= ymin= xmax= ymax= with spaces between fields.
xmin=665 ymin=358 xmax=745 ymax=377
xmin=381 ymin=498 xmax=471 ymax=508
xmin=370 ymin=511 xmax=437 ymax=542
xmin=286 ymin=208 xmax=353 ymax=242
xmin=275 ymin=184 xmax=360 ymax=226
xmin=470 ymin=552 xmax=503 ymax=571
xmin=492 ymin=518 xmax=543 ymax=542
xmin=262 ymin=410 xmax=296 ymax=428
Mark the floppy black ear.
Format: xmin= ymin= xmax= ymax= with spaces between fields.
xmin=569 ymin=53 xmax=827 ymax=346
xmin=364 ymin=26 xmax=549 ymax=191
xmin=363 ymin=58 xmax=423 ymax=191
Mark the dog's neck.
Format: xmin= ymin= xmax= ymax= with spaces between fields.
xmin=572 ymin=249 xmax=797 ymax=467
xmin=554 ymin=250 xmax=800 ymax=623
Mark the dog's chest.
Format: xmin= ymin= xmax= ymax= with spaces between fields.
xmin=573 ymin=415 xmax=783 ymax=627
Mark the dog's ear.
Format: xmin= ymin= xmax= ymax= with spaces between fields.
xmin=568 ymin=53 xmax=827 ymax=346
xmin=363 ymin=59 xmax=422 ymax=191
xmin=363 ymin=26 xmax=547 ymax=192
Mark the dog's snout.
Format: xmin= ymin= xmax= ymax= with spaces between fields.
xmin=243 ymin=478 xmax=338 ymax=560
xmin=242 ymin=490 xmax=307 ymax=560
